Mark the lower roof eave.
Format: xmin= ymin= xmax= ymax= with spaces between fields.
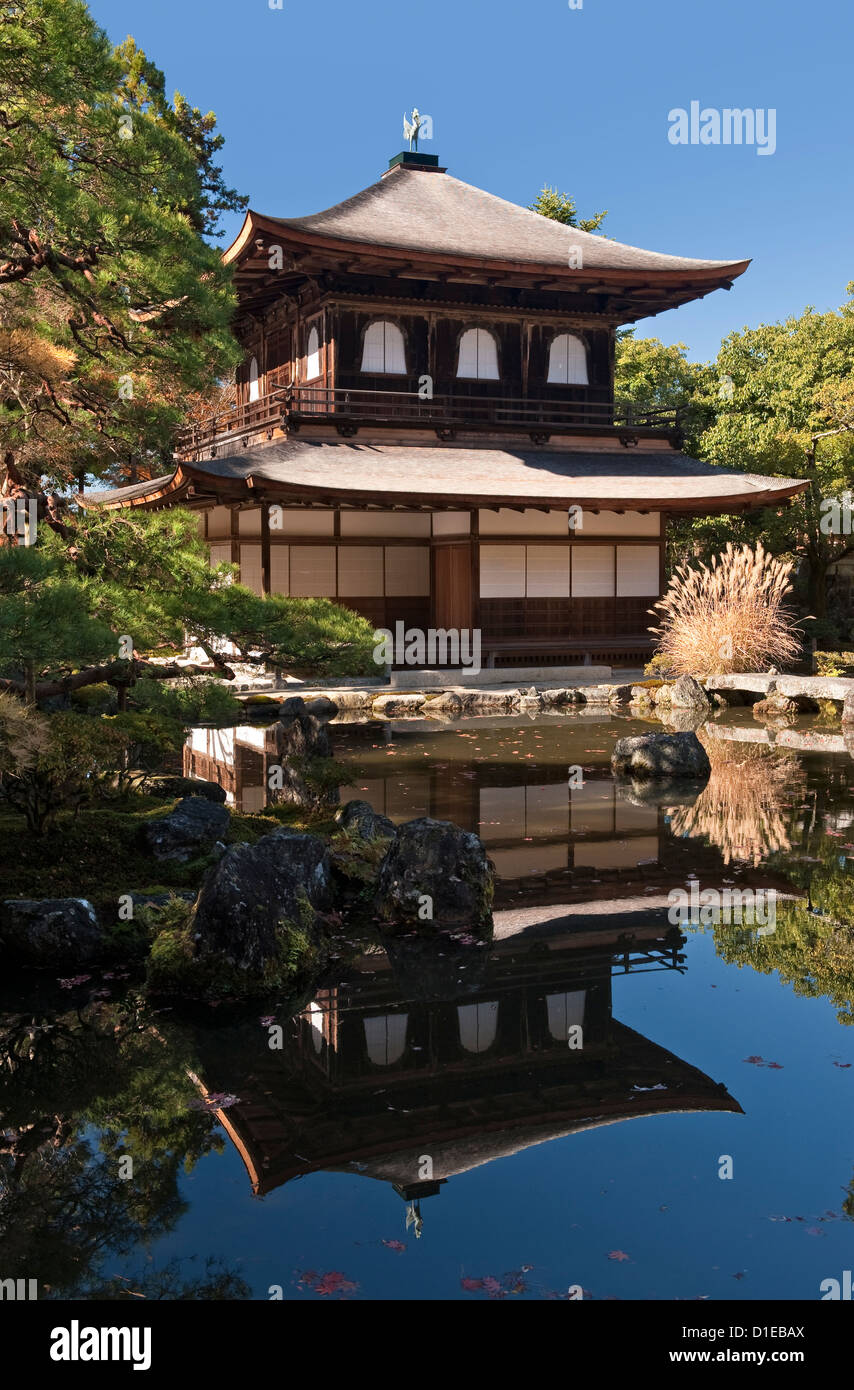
xmin=84 ymin=459 xmax=809 ymax=517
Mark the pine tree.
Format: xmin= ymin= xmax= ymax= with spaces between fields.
xmin=0 ymin=0 xmax=246 ymax=490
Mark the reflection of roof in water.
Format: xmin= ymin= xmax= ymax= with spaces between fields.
xmin=325 ymin=1036 xmax=742 ymax=1187
xmin=193 ymin=948 xmax=743 ymax=1197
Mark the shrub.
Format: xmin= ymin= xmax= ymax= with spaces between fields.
xmin=0 ymin=691 xmax=50 ymax=776
xmin=815 ymin=651 xmax=854 ymax=677
xmin=101 ymin=711 xmax=184 ymax=798
xmin=70 ymin=684 xmax=117 ymax=715
xmin=642 ymin=653 xmax=677 ymax=680
xmin=0 ymin=706 xmax=130 ymax=834
xmin=131 ymin=676 xmax=242 ymax=725
xmin=650 ymin=542 xmax=803 ymax=677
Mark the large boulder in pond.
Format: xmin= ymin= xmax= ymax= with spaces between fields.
xmin=143 ymin=796 xmax=230 ymax=862
xmin=191 ymin=829 xmax=332 ymax=973
xmin=279 ymin=694 xmax=338 ymax=723
xmin=335 ymin=799 xmax=395 ymax=842
xmin=332 ymin=801 xmax=396 ymax=896
xmin=668 ymin=675 xmax=711 ymax=711
xmin=374 ymin=818 xmax=494 ymax=938
xmin=0 ymin=898 xmax=103 ymax=967
xmin=612 ymin=731 xmax=711 ymax=782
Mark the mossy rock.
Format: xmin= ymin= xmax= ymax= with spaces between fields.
xmin=145 ymin=829 xmax=333 ymax=1002
xmin=146 ymin=909 xmax=321 ymax=1002
xmin=373 ymin=818 xmax=494 ymax=939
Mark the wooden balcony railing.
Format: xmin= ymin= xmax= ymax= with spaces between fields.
xmin=176 ymin=385 xmax=682 ymax=457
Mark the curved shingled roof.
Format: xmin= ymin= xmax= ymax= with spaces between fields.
xmin=247 ymin=165 xmax=748 ymax=275
xmin=85 ymin=440 xmax=808 ymax=516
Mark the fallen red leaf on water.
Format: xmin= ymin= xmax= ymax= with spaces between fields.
xmin=461 ymin=1269 xmax=531 ymax=1298
xmin=188 ymin=1092 xmax=241 ymax=1112
xmin=300 ymin=1270 xmax=359 ymax=1297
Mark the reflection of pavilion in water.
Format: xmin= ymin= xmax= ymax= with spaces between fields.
xmin=185 ymin=725 xmax=274 ymax=812
xmin=184 ymin=717 xmax=797 ymax=912
xmin=193 ymin=928 xmax=743 ymax=1222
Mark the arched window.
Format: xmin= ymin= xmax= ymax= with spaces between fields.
xmin=363 ymin=1013 xmax=409 ymax=1066
xmin=306 ymin=1000 xmax=325 ymax=1054
xmin=248 ymin=356 xmax=260 ymax=402
xmin=547 ymin=333 xmax=588 ymax=385
xmin=306 ymin=325 xmax=321 ymax=380
xmin=546 ymin=991 xmax=586 ymax=1042
xmin=457 ymin=1000 xmax=499 ymax=1053
xmin=360 ymin=320 xmax=406 ymax=374
xmin=457 ymin=327 xmax=499 ymax=380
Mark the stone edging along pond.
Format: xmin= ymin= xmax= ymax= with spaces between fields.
xmin=287 ymin=671 xmax=854 ymax=724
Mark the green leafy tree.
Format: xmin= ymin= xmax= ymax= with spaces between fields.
xmin=0 ymin=0 xmax=246 ymax=490
xmin=616 ymin=303 xmax=854 ymax=616
xmin=529 ymin=186 xmax=608 ymax=233
xmin=697 ymin=290 xmax=854 ymax=621
xmin=614 ymin=334 xmax=741 ymax=569
xmin=615 ymin=333 xmax=711 ymax=419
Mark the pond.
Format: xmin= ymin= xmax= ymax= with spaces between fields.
xmin=4 ymin=708 xmax=854 ymax=1302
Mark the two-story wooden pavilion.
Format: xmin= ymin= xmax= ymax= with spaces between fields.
xmin=89 ymin=148 xmax=807 ymax=668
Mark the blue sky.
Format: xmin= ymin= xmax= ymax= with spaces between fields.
xmin=90 ymin=0 xmax=852 ymax=361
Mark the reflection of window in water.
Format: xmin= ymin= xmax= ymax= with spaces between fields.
xmin=489 ymin=844 xmax=568 ymax=878
xmin=457 ymin=1000 xmax=499 ymax=1053
xmin=364 ymin=1013 xmax=409 ymax=1065
xmin=580 ymin=836 xmax=659 ymax=871
xmin=337 ymin=777 xmax=430 ymax=823
xmin=570 ymin=780 xmax=615 ymax=834
xmin=479 ymin=785 xmax=570 ymax=842
xmin=546 ymin=991 xmax=586 ymax=1042
xmin=307 ymin=1001 xmax=325 ymax=1053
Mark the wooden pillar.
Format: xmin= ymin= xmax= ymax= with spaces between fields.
xmin=471 ymin=509 xmax=480 ymax=634
xmin=261 ymin=503 xmax=271 ymax=596
xmin=230 ymin=507 xmax=239 ymax=574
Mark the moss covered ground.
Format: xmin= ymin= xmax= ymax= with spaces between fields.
xmin=0 ymin=798 xmax=339 ymax=918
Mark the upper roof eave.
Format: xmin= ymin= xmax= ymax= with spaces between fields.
xmin=225 ymin=209 xmax=750 ymax=294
